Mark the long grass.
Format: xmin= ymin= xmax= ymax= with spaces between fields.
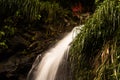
xmin=69 ymin=0 xmax=120 ymax=80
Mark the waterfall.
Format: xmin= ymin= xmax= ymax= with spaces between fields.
xmin=27 ymin=25 xmax=84 ymax=80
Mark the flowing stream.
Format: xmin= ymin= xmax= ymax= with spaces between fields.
xmin=27 ymin=25 xmax=84 ymax=80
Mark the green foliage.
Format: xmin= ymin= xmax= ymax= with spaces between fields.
xmin=38 ymin=1 xmax=69 ymax=24
xmin=69 ymin=0 xmax=120 ymax=80
xmin=0 ymin=31 xmax=6 ymax=47
xmin=0 ymin=0 xmax=70 ymax=23
xmin=0 ymin=0 xmax=40 ymax=20
xmin=0 ymin=0 xmax=72 ymax=49
xmin=0 ymin=25 xmax=16 ymax=48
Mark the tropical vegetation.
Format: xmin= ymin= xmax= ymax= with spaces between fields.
xmin=69 ymin=0 xmax=120 ymax=80
xmin=0 ymin=0 xmax=93 ymax=79
xmin=2 ymin=0 xmax=118 ymax=80
xmin=0 ymin=0 xmax=77 ymax=79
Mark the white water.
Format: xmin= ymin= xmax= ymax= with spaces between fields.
xmin=27 ymin=25 xmax=84 ymax=80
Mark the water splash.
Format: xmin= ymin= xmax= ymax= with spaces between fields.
xmin=27 ymin=25 xmax=84 ymax=80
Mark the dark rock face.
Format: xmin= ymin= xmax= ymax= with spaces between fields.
xmin=0 ymin=35 xmax=36 ymax=80
xmin=0 ymin=0 xmax=94 ymax=79
xmin=0 ymin=32 xmax=48 ymax=79
xmin=0 ymin=25 xmax=74 ymax=80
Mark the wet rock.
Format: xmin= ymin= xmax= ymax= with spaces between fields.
xmin=0 ymin=25 xmax=74 ymax=80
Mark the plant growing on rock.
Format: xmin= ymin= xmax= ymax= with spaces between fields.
xmin=69 ymin=0 xmax=120 ymax=80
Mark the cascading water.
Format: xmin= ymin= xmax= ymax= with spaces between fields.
xmin=27 ymin=25 xmax=84 ymax=80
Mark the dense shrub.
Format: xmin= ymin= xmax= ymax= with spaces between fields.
xmin=0 ymin=0 xmax=72 ymax=48
xmin=69 ymin=0 xmax=120 ymax=80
